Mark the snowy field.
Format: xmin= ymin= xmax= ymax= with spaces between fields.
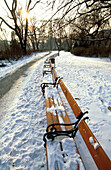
xmin=55 ymin=51 xmax=111 ymax=159
xmin=0 ymin=51 xmax=111 ymax=169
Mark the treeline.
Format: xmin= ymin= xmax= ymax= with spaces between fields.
xmin=71 ymin=30 xmax=111 ymax=58
xmin=0 ymin=0 xmax=111 ymax=60
xmin=0 ymin=39 xmax=40 ymax=61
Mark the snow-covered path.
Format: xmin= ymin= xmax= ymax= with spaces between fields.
xmin=0 ymin=56 xmax=48 ymax=169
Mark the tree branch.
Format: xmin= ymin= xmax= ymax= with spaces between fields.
xmin=29 ymin=0 xmax=41 ymax=11
xmin=4 ymin=0 xmax=11 ymax=12
xmin=0 ymin=17 xmax=15 ymax=30
xmin=27 ymin=0 xmax=32 ymax=11
xmin=12 ymin=0 xmax=17 ymax=12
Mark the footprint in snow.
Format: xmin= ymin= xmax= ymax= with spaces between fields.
xmin=98 ymin=86 xmax=103 ymax=93
xmin=96 ymin=71 xmax=99 ymax=74
xmin=98 ymin=97 xmax=104 ymax=104
xmin=93 ymin=75 xmax=97 ymax=79
xmin=88 ymin=92 xmax=93 ymax=96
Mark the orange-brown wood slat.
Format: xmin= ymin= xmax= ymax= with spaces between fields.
xmin=49 ymin=98 xmax=62 ymax=131
xmin=58 ymin=79 xmax=82 ymax=119
xmin=78 ymin=120 xmax=111 ymax=170
xmin=45 ymin=97 xmax=53 ymax=131
xmin=50 ymin=63 xmax=82 ymax=119
xmin=45 ymin=96 xmax=62 ymax=131
xmin=57 ymin=92 xmax=72 ymax=131
xmin=62 ymin=111 xmax=72 ymax=131
xmin=50 ymin=61 xmax=58 ymax=80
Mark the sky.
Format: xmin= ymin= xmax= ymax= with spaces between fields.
xmin=0 ymin=0 xmax=60 ymax=40
xmin=1 ymin=0 xmax=110 ymax=41
xmin=0 ymin=0 xmax=47 ymax=22
xmin=0 ymin=0 xmax=59 ymax=22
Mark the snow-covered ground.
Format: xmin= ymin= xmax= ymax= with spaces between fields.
xmin=55 ymin=51 xmax=111 ymax=159
xmin=0 ymin=52 xmax=50 ymax=169
xmin=0 ymin=51 xmax=111 ymax=169
xmin=0 ymin=52 xmax=48 ymax=79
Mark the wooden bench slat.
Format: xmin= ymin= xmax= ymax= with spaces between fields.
xmin=78 ymin=120 xmax=111 ymax=170
xmin=59 ymin=79 xmax=82 ymax=119
xmin=50 ymin=62 xmax=82 ymax=119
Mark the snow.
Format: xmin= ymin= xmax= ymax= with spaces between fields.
xmin=47 ymin=138 xmax=84 ymax=170
xmin=0 ymin=55 xmax=48 ymax=169
xmin=94 ymin=143 xmax=100 ymax=150
xmin=0 ymin=51 xmax=111 ymax=169
xmin=0 ymin=52 xmax=48 ymax=79
xmin=55 ymin=51 xmax=111 ymax=159
xmin=47 ymin=105 xmax=65 ymax=115
xmin=89 ymin=137 xmax=94 ymax=144
xmin=89 ymin=137 xmax=100 ymax=150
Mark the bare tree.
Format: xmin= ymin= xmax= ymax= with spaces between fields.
xmin=0 ymin=0 xmax=41 ymax=54
xmin=45 ymin=0 xmax=111 ymax=35
xmin=29 ymin=16 xmax=41 ymax=50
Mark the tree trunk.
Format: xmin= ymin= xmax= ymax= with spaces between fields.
xmin=33 ymin=28 xmax=39 ymax=50
xmin=24 ymin=17 xmax=28 ymax=54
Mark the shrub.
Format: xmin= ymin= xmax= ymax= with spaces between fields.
xmin=71 ymin=44 xmax=111 ymax=58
